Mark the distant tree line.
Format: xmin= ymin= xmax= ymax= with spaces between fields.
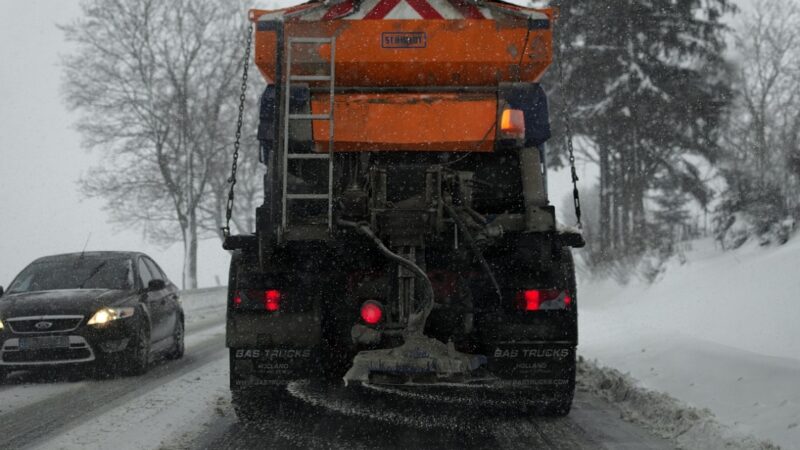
xmin=545 ymin=0 xmax=800 ymax=281
xmin=715 ymin=0 xmax=800 ymax=249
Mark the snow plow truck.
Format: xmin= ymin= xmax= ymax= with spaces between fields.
xmin=223 ymin=0 xmax=585 ymax=420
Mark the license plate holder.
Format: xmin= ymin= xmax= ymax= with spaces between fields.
xmin=19 ymin=336 xmax=70 ymax=350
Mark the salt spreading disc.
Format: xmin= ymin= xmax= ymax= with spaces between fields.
xmin=343 ymin=335 xmax=487 ymax=386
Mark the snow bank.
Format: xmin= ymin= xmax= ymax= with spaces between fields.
xmin=579 ymin=237 xmax=800 ymax=449
xmin=578 ymin=357 xmax=778 ymax=449
xmin=180 ymin=287 xmax=227 ymax=325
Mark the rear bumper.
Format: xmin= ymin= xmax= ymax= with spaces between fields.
xmin=475 ymin=310 xmax=577 ymax=344
xmin=226 ymin=311 xmax=322 ymax=348
xmin=227 ymin=309 xmax=576 ymax=389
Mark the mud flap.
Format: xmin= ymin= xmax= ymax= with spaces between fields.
xmin=486 ymin=342 xmax=576 ymax=390
xmin=230 ymin=348 xmax=320 ymax=387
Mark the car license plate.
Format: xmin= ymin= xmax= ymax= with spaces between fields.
xmin=19 ymin=336 xmax=70 ymax=350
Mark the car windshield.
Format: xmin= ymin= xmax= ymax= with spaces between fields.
xmin=6 ymin=257 xmax=134 ymax=293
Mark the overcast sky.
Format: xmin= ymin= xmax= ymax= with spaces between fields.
xmin=0 ymin=0 xmax=744 ymax=289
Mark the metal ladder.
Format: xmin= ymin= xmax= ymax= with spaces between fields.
xmin=281 ymin=37 xmax=336 ymax=238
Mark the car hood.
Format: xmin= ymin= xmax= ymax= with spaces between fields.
xmin=0 ymin=289 xmax=136 ymax=318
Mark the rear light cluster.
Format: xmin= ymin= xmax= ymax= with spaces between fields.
xmin=232 ymin=290 xmax=282 ymax=312
xmin=515 ymin=289 xmax=572 ymax=311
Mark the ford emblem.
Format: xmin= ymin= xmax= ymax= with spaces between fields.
xmin=34 ymin=321 xmax=53 ymax=330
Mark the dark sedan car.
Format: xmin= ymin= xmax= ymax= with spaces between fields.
xmin=0 ymin=251 xmax=184 ymax=378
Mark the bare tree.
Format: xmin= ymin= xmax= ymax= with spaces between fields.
xmin=715 ymin=0 xmax=800 ymax=246
xmin=725 ymin=0 xmax=800 ymax=193
xmin=62 ymin=0 xmax=250 ymax=288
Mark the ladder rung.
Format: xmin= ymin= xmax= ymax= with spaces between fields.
xmin=290 ymin=75 xmax=332 ymax=82
xmin=286 ymin=194 xmax=330 ymax=200
xmin=289 ymin=114 xmax=330 ymax=120
xmin=287 ymin=153 xmax=329 ymax=160
xmin=289 ymin=37 xmax=333 ymax=44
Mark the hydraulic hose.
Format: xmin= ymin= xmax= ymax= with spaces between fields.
xmin=337 ymin=219 xmax=435 ymax=336
xmin=443 ymin=203 xmax=503 ymax=302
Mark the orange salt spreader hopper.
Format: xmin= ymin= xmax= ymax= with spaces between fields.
xmin=250 ymin=0 xmax=555 ymax=153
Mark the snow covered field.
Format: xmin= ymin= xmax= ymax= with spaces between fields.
xmin=579 ymin=237 xmax=800 ymax=449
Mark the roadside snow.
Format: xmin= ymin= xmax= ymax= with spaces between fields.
xmin=578 ymin=358 xmax=778 ymax=450
xmin=36 ymin=355 xmax=230 ymax=450
xmin=579 ymin=237 xmax=800 ymax=449
xmin=180 ymin=287 xmax=227 ymax=325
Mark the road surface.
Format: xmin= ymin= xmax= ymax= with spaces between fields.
xmin=0 ymin=288 xmax=673 ymax=449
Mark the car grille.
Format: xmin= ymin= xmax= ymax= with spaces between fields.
xmin=2 ymin=348 xmax=92 ymax=363
xmin=6 ymin=316 xmax=84 ymax=333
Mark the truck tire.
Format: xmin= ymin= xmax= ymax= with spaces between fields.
xmin=231 ymin=386 xmax=262 ymax=424
xmin=540 ymin=247 xmax=577 ymax=417
xmin=230 ymin=352 xmax=286 ymax=424
xmin=542 ymin=393 xmax=574 ymax=417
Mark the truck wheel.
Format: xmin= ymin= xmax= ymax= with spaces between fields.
xmin=542 ymin=248 xmax=577 ymax=417
xmin=542 ymin=395 xmax=574 ymax=417
xmin=231 ymin=387 xmax=263 ymax=424
xmin=231 ymin=384 xmax=286 ymax=424
xmin=229 ymin=348 xmax=287 ymax=424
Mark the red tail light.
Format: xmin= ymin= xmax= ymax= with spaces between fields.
xmin=360 ymin=301 xmax=383 ymax=325
xmin=265 ymin=290 xmax=281 ymax=312
xmin=515 ymin=289 xmax=569 ymax=311
xmin=231 ymin=290 xmax=282 ymax=311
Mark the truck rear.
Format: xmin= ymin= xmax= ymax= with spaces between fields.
xmin=224 ymin=0 xmax=584 ymax=420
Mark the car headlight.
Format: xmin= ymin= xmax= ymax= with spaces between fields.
xmin=0 ymin=320 xmax=4 ymax=331
xmin=87 ymin=307 xmax=135 ymax=326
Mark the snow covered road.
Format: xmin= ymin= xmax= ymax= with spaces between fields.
xmin=0 ymin=288 xmax=674 ymax=449
xmin=196 ymin=386 xmax=671 ymax=450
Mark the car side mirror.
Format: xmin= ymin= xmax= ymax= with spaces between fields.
xmin=147 ymin=279 xmax=166 ymax=291
xmin=0 ymin=285 xmax=4 ymax=297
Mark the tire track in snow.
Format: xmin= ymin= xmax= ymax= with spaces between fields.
xmin=0 ymin=320 xmax=226 ymax=450
xmin=199 ymin=381 xmax=674 ymax=449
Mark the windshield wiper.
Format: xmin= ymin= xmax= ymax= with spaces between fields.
xmin=77 ymin=261 xmax=108 ymax=289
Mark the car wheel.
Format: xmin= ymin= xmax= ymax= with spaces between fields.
xmin=124 ymin=324 xmax=150 ymax=376
xmin=166 ymin=318 xmax=184 ymax=360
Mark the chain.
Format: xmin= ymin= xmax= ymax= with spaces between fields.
xmin=555 ymin=17 xmax=583 ymax=230
xmin=223 ymin=21 xmax=254 ymax=238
